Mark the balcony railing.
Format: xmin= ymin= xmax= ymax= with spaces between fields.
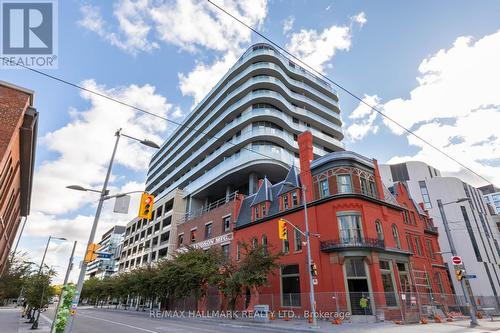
xmin=320 ymin=237 xmax=385 ymax=252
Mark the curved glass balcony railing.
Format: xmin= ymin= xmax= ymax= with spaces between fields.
xmin=148 ymin=85 xmax=343 ymax=177
xmin=147 ymin=106 xmax=342 ymax=189
xmin=156 ymin=144 xmax=296 ymax=199
xmin=147 ymin=86 xmax=342 ymax=178
xmin=152 ymin=48 xmax=339 ymax=163
xmin=148 ymin=128 xmax=305 ymax=195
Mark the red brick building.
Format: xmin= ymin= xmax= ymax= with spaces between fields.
xmin=233 ymin=131 xmax=453 ymax=318
xmin=0 ymin=81 xmax=38 ymax=274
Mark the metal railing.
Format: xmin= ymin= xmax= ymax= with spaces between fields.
xmin=179 ymin=191 xmax=239 ymax=224
xmin=320 ymin=237 xmax=385 ymax=252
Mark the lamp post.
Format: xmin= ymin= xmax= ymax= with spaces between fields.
xmin=284 ymin=181 xmax=318 ymax=328
xmin=32 ymin=236 xmax=66 ymax=329
xmin=63 ymin=129 xmax=159 ymax=333
xmin=437 ymin=198 xmax=478 ymax=327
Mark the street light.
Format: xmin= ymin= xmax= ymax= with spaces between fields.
xmin=63 ymin=129 xmax=159 ymax=333
xmin=437 ymin=198 xmax=478 ymax=327
xmin=283 ymin=180 xmax=318 ymax=328
xmin=32 ymin=236 xmax=66 ymax=329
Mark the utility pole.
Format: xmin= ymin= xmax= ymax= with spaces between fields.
xmin=437 ymin=199 xmax=478 ymax=327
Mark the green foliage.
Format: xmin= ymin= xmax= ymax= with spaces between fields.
xmin=80 ymin=243 xmax=280 ymax=311
xmin=0 ymin=253 xmax=35 ymax=302
xmin=54 ymin=284 xmax=76 ymax=333
xmin=24 ymin=268 xmax=56 ymax=310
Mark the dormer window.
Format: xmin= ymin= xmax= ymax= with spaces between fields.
xmin=283 ymin=194 xmax=289 ymax=209
xmin=254 ymin=205 xmax=260 ymax=219
xmin=292 ymin=191 xmax=299 ymax=206
xmin=261 ymin=203 xmax=267 ymax=217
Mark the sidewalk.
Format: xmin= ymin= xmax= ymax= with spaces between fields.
xmin=0 ymin=306 xmax=52 ymax=333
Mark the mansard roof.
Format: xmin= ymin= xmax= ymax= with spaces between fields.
xmin=250 ymin=177 xmax=274 ymax=206
xmin=277 ymin=166 xmax=301 ymax=196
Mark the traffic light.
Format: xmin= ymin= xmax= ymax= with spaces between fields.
xmin=84 ymin=243 xmax=100 ymax=263
xmin=310 ymin=263 xmax=318 ymax=277
xmin=278 ymin=219 xmax=288 ymax=240
xmin=455 ymin=269 xmax=464 ymax=281
xmin=138 ymin=192 xmax=155 ymax=219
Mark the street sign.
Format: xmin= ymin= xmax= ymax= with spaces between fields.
xmin=452 ymin=256 xmax=462 ymax=265
xmin=96 ymin=252 xmax=112 ymax=259
xmin=465 ymin=274 xmax=477 ymax=279
xmin=401 ymin=294 xmax=406 ymax=300
xmin=113 ymin=195 xmax=131 ymax=214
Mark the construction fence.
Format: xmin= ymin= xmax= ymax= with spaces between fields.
xmin=102 ymin=291 xmax=500 ymax=323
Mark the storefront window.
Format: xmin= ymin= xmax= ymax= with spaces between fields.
xmin=380 ymin=260 xmax=397 ymax=307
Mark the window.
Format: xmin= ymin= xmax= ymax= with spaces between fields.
xmin=419 ymin=181 xmax=432 ymax=209
xmin=338 ymin=213 xmax=362 ymax=242
xmin=222 ymin=244 xmax=230 ymax=261
xmin=380 ymin=260 xmax=397 ymax=307
xmin=294 ymin=229 xmax=302 ymax=252
xmin=360 ymin=178 xmax=368 ymax=195
xmin=435 ymin=272 xmax=445 ymax=294
xmin=426 ymin=239 xmax=434 ymax=259
xmin=261 ymin=203 xmax=267 ymax=217
xmin=414 ymin=236 xmax=422 ymax=256
xmin=460 ymin=206 xmax=482 ymax=261
xmin=283 ymin=194 xmax=289 ymax=209
xmin=223 ymin=216 xmax=231 ymax=232
xmin=281 ymin=265 xmax=301 ymax=307
xmin=190 ymin=230 xmax=196 ymax=243
xmin=292 ymin=191 xmax=299 ymax=207
xmin=236 ymin=242 xmax=241 ymax=261
xmin=337 ymin=175 xmax=352 ymax=193
xmin=397 ymin=263 xmax=411 ymax=293
xmin=254 ymin=205 xmax=260 ymax=219
xmin=369 ymin=181 xmax=377 ymax=197
xmin=406 ymin=234 xmax=413 ymax=253
xmin=205 ymin=223 xmax=213 ymax=239
xmin=375 ymin=220 xmax=384 ymax=240
xmin=283 ymin=238 xmax=290 ymax=254
xmin=262 ymin=235 xmax=268 ymax=253
xmin=252 ymin=237 xmax=258 ymax=249
xmin=319 ymin=179 xmax=329 ymax=198
xmin=178 ymin=234 xmax=184 ymax=247
xmin=392 ymin=225 xmax=401 ymax=249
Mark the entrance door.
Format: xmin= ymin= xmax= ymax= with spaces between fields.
xmin=347 ymin=279 xmax=372 ymax=315
xmin=344 ymin=258 xmax=372 ymax=315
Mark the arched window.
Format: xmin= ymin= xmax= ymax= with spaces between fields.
xmin=375 ymin=220 xmax=384 ymax=241
xmin=392 ymin=224 xmax=401 ymax=249
xmin=252 ymin=237 xmax=258 ymax=249
xmin=262 ymin=234 xmax=268 ymax=253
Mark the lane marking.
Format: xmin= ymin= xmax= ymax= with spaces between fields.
xmin=40 ymin=312 xmax=53 ymax=325
xmin=78 ymin=313 xmax=160 ymax=333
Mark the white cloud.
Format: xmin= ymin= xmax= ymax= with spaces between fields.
xmin=286 ymin=25 xmax=352 ymax=72
xmin=78 ymin=3 xmax=158 ymax=54
xmin=346 ymin=95 xmax=381 ymax=141
xmin=178 ymin=50 xmax=241 ymax=105
xmin=282 ymin=16 xmax=295 ymax=34
xmin=32 ymin=80 xmax=177 ymax=215
xmin=351 ymin=12 xmax=367 ymax=27
xmin=79 ymin=0 xmax=267 ymax=54
xmin=380 ymin=31 xmax=500 ymax=186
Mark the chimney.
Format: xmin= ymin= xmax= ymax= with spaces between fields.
xmin=297 ymin=131 xmax=314 ymax=202
xmin=372 ymin=159 xmax=385 ymax=201
xmin=258 ymin=178 xmax=264 ymax=188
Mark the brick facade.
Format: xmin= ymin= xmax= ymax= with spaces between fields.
xmin=0 ymin=81 xmax=38 ymax=274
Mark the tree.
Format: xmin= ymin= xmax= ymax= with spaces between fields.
xmin=0 ymin=253 xmax=35 ymax=304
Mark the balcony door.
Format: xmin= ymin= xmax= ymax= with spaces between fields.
xmin=338 ymin=213 xmax=363 ymax=244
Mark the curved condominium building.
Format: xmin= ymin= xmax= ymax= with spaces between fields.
xmin=146 ymin=43 xmax=344 ymax=211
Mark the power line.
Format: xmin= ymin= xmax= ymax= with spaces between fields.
xmin=0 ymin=57 xmax=299 ymax=179
xmin=205 ymin=0 xmax=494 ymax=187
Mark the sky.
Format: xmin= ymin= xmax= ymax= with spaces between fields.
xmin=2 ymin=0 xmax=500 ymax=284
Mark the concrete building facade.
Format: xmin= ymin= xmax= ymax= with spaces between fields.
xmin=0 ymin=81 xmax=38 ymax=274
xmin=480 ymin=185 xmax=500 ymax=215
xmin=380 ymin=161 xmax=500 ymax=298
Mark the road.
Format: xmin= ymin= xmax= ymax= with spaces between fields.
xmin=43 ymin=307 xmax=312 ymax=333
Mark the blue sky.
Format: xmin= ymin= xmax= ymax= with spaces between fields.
xmin=2 ymin=0 xmax=500 ymax=282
